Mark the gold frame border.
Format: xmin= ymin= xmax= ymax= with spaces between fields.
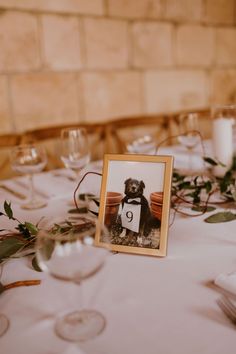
xmin=95 ymin=154 xmax=173 ymax=257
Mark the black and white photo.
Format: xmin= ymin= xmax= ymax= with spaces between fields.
xmin=95 ymin=154 xmax=173 ymax=257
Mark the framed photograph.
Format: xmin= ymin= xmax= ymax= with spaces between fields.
xmin=95 ymin=154 xmax=173 ymax=257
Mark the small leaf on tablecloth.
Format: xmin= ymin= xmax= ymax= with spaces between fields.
xmin=0 ymin=238 xmax=25 ymax=263
xmin=204 ymin=211 xmax=236 ymax=223
xmin=15 ymin=224 xmax=31 ymax=240
xmin=32 ymin=256 xmax=42 ymax=272
xmin=205 ymin=181 xmax=212 ymax=193
xmin=78 ymin=193 xmax=95 ymax=201
xmin=24 ymin=222 xmax=38 ymax=236
xmin=203 ymin=156 xmax=218 ymax=166
xmin=192 ymin=205 xmax=216 ymax=212
xmin=88 ymin=210 xmax=99 ymax=217
xmin=68 ymin=207 xmax=88 ymax=214
xmin=4 ymin=201 xmax=14 ymax=220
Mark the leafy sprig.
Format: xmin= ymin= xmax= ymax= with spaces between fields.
xmin=172 ymin=156 xmax=236 ymax=222
xmin=0 ymin=201 xmax=40 ymax=265
xmin=0 ymin=196 xmax=97 ymax=269
xmin=1 ymin=201 xmax=39 ymax=240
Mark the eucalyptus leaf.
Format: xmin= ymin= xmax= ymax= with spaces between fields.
xmin=173 ymin=172 xmax=185 ymax=182
xmin=203 ymin=157 xmax=218 ymax=166
xmin=4 ymin=201 xmax=14 ymax=220
xmin=68 ymin=207 xmax=88 ymax=214
xmin=78 ymin=193 xmax=95 ymax=201
xmin=88 ymin=210 xmax=99 ymax=217
xmin=192 ymin=205 xmax=216 ymax=212
xmin=32 ymin=256 xmax=42 ymax=272
xmin=24 ymin=222 xmax=38 ymax=236
xmin=178 ymin=181 xmax=192 ymax=190
xmin=204 ymin=211 xmax=236 ymax=223
xmin=0 ymin=237 xmax=25 ymax=263
xmin=205 ymin=181 xmax=212 ymax=193
xmin=193 ymin=176 xmax=199 ymax=185
xmin=15 ymin=224 xmax=31 ymax=239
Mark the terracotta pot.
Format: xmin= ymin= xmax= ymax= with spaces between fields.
xmin=150 ymin=191 xmax=163 ymax=220
xmin=104 ymin=191 xmax=123 ymax=227
xmin=150 ymin=191 xmax=163 ymax=204
xmin=106 ymin=191 xmax=123 ymax=205
xmin=150 ymin=202 xmax=162 ymax=220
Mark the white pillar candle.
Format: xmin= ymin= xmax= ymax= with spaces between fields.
xmin=212 ymin=117 xmax=233 ymax=177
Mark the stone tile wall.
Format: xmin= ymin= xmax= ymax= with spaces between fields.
xmin=0 ymin=0 xmax=235 ymax=133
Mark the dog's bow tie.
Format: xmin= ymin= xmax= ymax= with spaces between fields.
xmin=126 ymin=197 xmax=141 ymax=205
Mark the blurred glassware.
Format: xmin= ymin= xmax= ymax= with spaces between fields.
xmin=177 ymin=112 xmax=200 ymax=172
xmin=10 ymin=144 xmax=47 ymax=209
xmin=60 ymin=128 xmax=90 ymax=180
xmin=35 ymin=215 xmax=110 ymax=342
xmin=126 ymin=135 xmax=156 ymax=154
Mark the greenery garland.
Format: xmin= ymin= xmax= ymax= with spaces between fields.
xmin=172 ymin=156 xmax=236 ymax=220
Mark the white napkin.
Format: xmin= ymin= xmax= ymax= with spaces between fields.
xmin=214 ymin=272 xmax=236 ymax=295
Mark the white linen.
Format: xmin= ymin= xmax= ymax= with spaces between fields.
xmin=1 ymin=156 xmax=236 ymax=354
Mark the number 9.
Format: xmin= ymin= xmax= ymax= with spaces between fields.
xmin=126 ymin=211 xmax=133 ymax=223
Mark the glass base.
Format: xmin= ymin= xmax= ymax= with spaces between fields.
xmin=0 ymin=314 xmax=9 ymax=337
xmin=55 ymin=309 xmax=106 ymax=342
xmin=21 ymin=200 xmax=47 ymax=210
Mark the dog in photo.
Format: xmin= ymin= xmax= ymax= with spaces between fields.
xmin=119 ymin=178 xmax=152 ymax=237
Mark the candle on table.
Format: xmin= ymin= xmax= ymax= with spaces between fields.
xmin=212 ymin=117 xmax=233 ymax=177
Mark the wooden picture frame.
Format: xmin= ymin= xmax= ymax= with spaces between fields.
xmin=95 ymin=154 xmax=173 ymax=257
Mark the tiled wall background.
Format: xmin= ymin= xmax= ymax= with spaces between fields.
xmin=0 ymin=0 xmax=236 ymax=134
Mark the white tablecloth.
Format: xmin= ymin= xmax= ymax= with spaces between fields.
xmin=1 ymin=147 xmax=236 ymax=354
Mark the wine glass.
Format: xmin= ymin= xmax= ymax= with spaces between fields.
xmin=126 ymin=135 xmax=156 ymax=154
xmin=0 ymin=266 xmax=10 ymax=337
xmin=10 ymin=144 xmax=47 ymax=209
xmin=35 ymin=215 xmax=110 ymax=342
xmin=60 ymin=128 xmax=90 ymax=181
xmin=177 ymin=113 xmax=200 ymax=172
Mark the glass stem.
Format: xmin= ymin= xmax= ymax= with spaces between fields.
xmin=74 ymin=278 xmax=84 ymax=311
xmin=28 ymin=174 xmax=35 ymax=203
xmin=75 ymin=168 xmax=82 ymax=181
xmin=188 ymin=148 xmax=193 ymax=172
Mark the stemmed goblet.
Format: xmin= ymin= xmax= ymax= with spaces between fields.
xmin=126 ymin=134 xmax=156 ymax=154
xmin=10 ymin=144 xmax=47 ymax=209
xmin=35 ymin=215 xmax=110 ymax=342
xmin=177 ymin=112 xmax=200 ymax=172
xmin=60 ymin=128 xmax=90 ymax=181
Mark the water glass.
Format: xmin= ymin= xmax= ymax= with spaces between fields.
xmin=178 ymin=112 xmax=200 ymax=171
xmin=60 ymin=128 xmax=90 ymax=180
xmin=10 ymin=144 xmax=47 ymax=209
xmin=35 ymin=215 xmax=110 ymax=342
